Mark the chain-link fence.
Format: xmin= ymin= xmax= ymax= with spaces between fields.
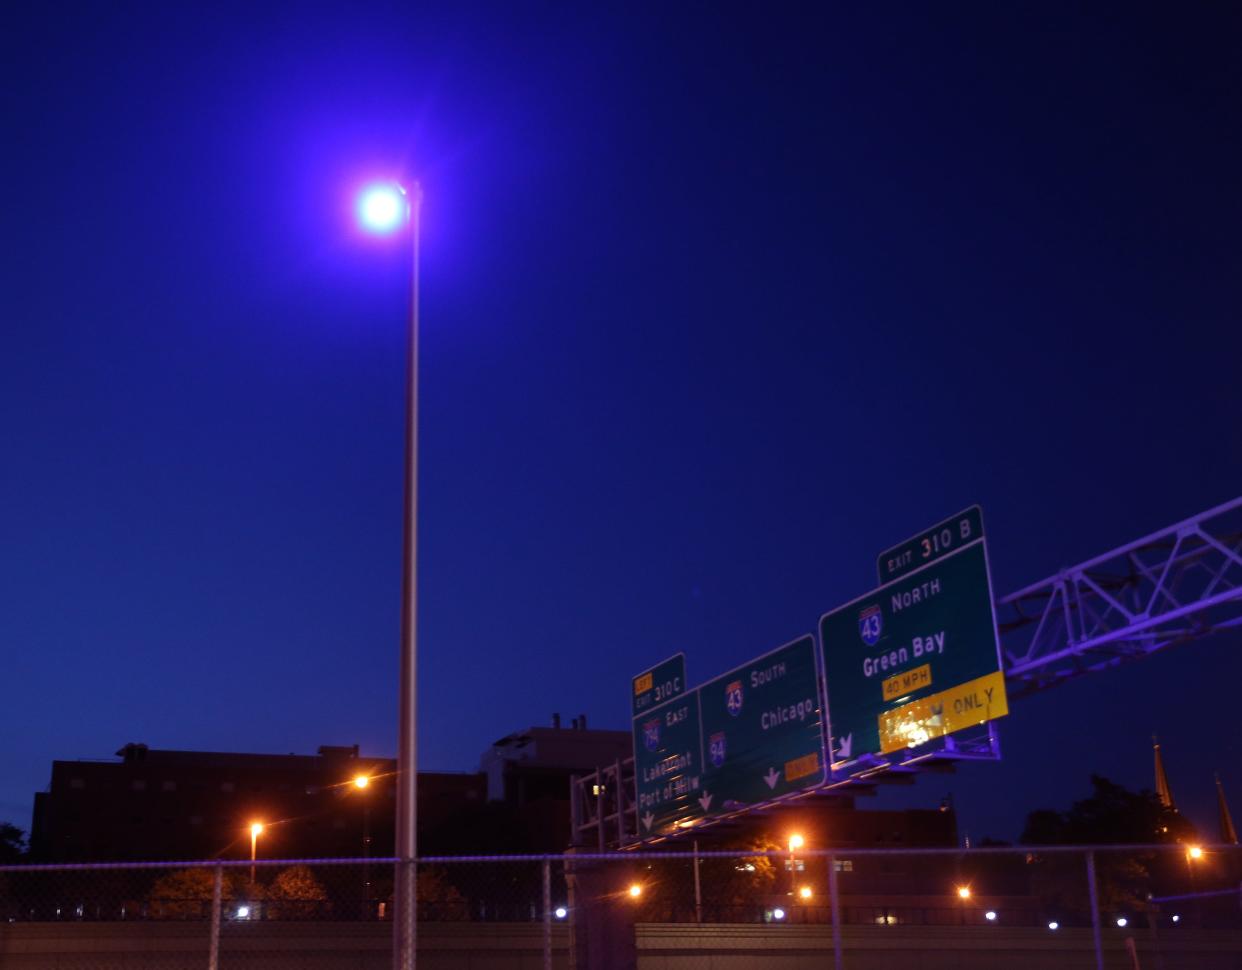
xmin=1 ymin=845 xmax=1239 ymax=969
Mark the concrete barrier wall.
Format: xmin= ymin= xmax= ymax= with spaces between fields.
xmin=635 ymin=923 xmax=1242 ymax=970
xmin=3 ymin=920 xmax=1239 ymax=970
xmin=0 ymin=922 xmax=572 ymax=970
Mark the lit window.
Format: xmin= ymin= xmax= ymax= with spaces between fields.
xmin=833 ymin=860 xmax=853 ymax=872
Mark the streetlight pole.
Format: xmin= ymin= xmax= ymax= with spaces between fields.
xmin=394 ymin=181 xmax=423 ymax=970
xmin=788 ymin=833 xmax=804 ymax=900
xmin=355 ymin=179 xmax=421 ymax=970
xmin=249 ymin=822 xmax=263 ymax=891
xmin=354 ymin=775 xmax=372 ymax=918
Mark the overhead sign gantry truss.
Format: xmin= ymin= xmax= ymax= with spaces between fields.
xmin=572 ymin=495 xmax=1242 ymax=850
xmin=999 ymin=495 xmax=1242 ymax=697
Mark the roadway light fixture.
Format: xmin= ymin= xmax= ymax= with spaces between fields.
xmin=554 ymin=906 xmax=568 ymax=919
xmin=1116 ymin=917 xmax=1128 ymax=928
xmin=1187 ymin=845 xmax=1204 ymax=860
xmin=354 ymin=178 xmax=423 ymax=970
xmin=1048 ymin=921 xmax=1059 ymax=931
xmin=985 ymin=911 xmax=997 ymax=922
xmin=956 ymin=886 xmax=972 ymax=900
xmin=358 ymin=184 xmax=407 ymax=234
xmin=352 ymin=774 xmax=374 ymax=916
xmin=788 ymin=833 xmax=805 ymax=851
xmin=772 ymin=907 xmax=786 ymax=921
xmin=628 ymin=884 xmax=643 ymax=899
xmin=799 ymin=886 xmax=813 ymax=900
xmin=1172 ymin=914 xmax=1181 ymax=923
xmin=248 ymin=822 xmax=264 ymax=889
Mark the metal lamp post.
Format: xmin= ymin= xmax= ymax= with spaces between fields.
xmin=249 ymin=822 xmax=264 ymax=890
xmin=354 ymin=775 xmax=373 ymax=917
xmin=357 ymin=180 xmax=423 ymax=970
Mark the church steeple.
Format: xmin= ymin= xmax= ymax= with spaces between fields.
xmin=1153 ymin=735 xmax=1177 ymax=812
xmin=1217 ymin=773 xmax=1238 ymax=845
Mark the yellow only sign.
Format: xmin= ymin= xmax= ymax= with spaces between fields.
xmin=877 ymin=671 xmax=1008 ymax=755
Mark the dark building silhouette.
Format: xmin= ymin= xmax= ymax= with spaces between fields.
xmin=30 ymin=719 xmax=963 ymax=866
xmin=481 ymin=716 xmax=633 ymax=852
xmin=29 ymin=718 xmax=632 ymax=862
xmin=29 ymin=742 xmax=480 ymax=863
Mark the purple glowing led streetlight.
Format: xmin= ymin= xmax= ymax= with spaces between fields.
xmin=355 ymin=178 xmax=422 ymax=970
xmin=358 ymin=183 xmax=408 ymax=234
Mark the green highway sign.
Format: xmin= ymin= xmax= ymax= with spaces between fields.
xmin=877 ymin=506 xmax=984 ymax=583
xmin=632 ymin=653 xmax=686 ymax=717
xmin=633 ymin=690 xmax=705 ymax=837
xmin=698 ymin=635 xmax=826 ymax=814
xmin=821 ymin=538 xmax=1007 ymax=768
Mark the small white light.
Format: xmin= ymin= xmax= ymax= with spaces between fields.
xmin=237 ymin=906 xmax=250 ymax=919
xmin=1171 ymin=914 xmax=1180 ymax=923
xmin=554 ymin=906 xmax=567 ymax=919
xmin=1116 ymin=917 xmax=1128 ymax=928
xmin=985 ymin=911 xmax=997 ymax=921
xmin=1048 ymin=921 xmax=1059 ymax=931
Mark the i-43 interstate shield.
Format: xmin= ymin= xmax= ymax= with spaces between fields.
xmin=820 ymin=538 xmax=1007 ymax=768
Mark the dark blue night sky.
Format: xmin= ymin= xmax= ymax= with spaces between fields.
xmin=2 ymin=3 xmax=1240 ymax=845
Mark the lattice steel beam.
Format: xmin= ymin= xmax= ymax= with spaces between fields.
xmin=575 ymin=497 xmax=1242 ymax=848
xmin=998 ymin=496 xmax=1242 ymax=697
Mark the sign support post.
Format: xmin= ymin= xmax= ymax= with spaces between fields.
xmin=693 ymin=840 xmax=702 ymax=924
xmin=1087 ymin=851 xmax=1105 ymax=970
xmin=828 ymin=853 xmax=843 ymax=970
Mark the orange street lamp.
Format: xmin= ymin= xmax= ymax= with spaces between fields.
xmin=957 ymin=886 xmax=972 ymax=899
xmin=628 ymin=884 xmax=643 ymax=899
xmin=787 ymin=832 xmax=806 ymax=896
xmin=799 ymin=886 xmax=814 ymax=900
xmin=1184 ymin=845 xmax=1205 ymax=924
xmin=249 ymin=822 xmax=264 ymax=888
xmin=354 ymin=775 xmax=373 ymax=914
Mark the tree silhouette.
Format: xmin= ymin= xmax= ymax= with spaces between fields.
xmin=266 ymin=865 xmax=330 ymax=920
xmin=147 ymin=867 xmax=249 ymax=920
xmin=0 ymin=823 xmax=25 ymax=864
xmin=1020 ymin=775 xmax=1195 ymax=920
